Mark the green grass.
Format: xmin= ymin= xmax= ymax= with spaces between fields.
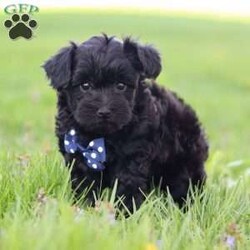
xmin=0 ymin=10 xmax=249 ymax=249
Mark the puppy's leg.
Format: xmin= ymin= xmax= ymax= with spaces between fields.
xmin=113 ymin=160 xmax=150 ymax=213
xmin=165 ymin=166 xmax=206 ymax=207
xmin=164 ymin=134 xmax=208 ymax=207
xmin=64 ymin=154 xmax=103 ymax=205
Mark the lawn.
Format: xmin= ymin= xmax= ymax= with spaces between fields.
xmin=0 ymin=9 xmax=249 ymax=249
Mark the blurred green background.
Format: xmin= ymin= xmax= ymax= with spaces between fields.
xmin=0 ymin=10 xmax=249 ymax=161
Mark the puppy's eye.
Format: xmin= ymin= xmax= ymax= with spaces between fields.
xmin=80 ymin=82 xmax=91 ymax=92
xmin=116 ymin=83 xmax=127 ymax=91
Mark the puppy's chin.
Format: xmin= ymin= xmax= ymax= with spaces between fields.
xmin=75 ymin=118 xmax=131 ymax=136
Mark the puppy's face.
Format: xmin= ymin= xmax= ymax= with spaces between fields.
xmin=43 ymin=35 xmax=161 ymax=135
xmin=69 ymin=50 xmax=138 ymax=134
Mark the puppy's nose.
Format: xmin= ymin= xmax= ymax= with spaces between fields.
xmin=97 ymin=107 xmax=111 ymax=119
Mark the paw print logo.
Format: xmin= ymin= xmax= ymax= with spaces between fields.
xmin=4 ymin=14 xmax=37 ymax=40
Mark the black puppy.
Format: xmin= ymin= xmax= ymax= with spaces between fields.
xmin=43 ymin=34 xmax=208 ymax=211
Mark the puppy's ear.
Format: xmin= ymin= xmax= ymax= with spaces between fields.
xmin=43 ymin=42 xmax=77 ymax=89
xmin=123 ymin=38 xmax=161 ymax=79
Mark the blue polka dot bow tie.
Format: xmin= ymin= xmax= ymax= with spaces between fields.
xmin=64 ymin=129 xmax=106 ymax=171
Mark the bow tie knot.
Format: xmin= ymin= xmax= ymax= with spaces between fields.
xmin=64 ymin=129 xmax=106 ymax=171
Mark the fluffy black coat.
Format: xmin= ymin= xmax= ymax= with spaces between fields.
xmin=43 ymin=34 xmax=208 ymax=211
